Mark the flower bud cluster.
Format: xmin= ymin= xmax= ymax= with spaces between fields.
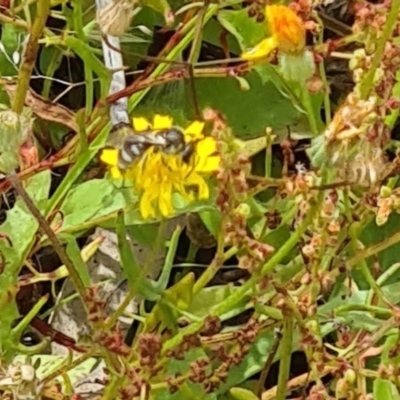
xmin=375 ymin=185 xmax=400 ymax=225
xmin=205 ymin=109 xmax=274 ymax=272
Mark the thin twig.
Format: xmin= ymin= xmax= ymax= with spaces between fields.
xmin=9 ymin=172 xmax=88 ymax=304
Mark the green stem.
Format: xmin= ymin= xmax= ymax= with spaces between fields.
xmin=265 ymin=129 xmax=273 ymax=178
xmin=377 ymin=262 xmax=400 ymax=287
xmin=214 ymin=196 xmax=321 ymax=311
xmin=335 ymin=304 xmax=393 ymax=318
xmin=276 ymin=317 xmax=293 ymax=400
xmin=9 ymin=173 xmax=88 ymax=306
xmin=128 ymin=3 xmax=219 ymax=112
xmin=348 ymin=223 xmax=385 ymax=303
xmin=301 ymin=83 xmax=319 ymax=136
xmin=359 ymin=0 xmax=400 ymax=99
xmin=12 ymin=295 xmax=49 ymax=339
xmin=193 ymin=246 xmax=238 ymax=294
xmin=72 ymin=0 xmax=93 ymax=115
xmin=313 ymin=12 xmax=331 ymax=125
xmin=12 ymin=0 xmax=51 ymax=113
xmin=161 ymin=196 xmax=322 ymax=355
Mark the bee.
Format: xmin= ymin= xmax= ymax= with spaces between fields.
xmin=109 ymin=123 xmax=196 ymax=171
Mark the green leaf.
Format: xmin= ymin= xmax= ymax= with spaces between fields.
xmin=373 ymin=379 xmax=399 ymax=400
xmin=143 ymin=273 xmax=195 ymax=333
xmin=229 ymin=387 xmax=259 ymax=400
xmin=138 ymin=0 xmax=172 ymax=24
xmin=154 ymin=346 xmax=210 ymax=400
xmin=357 ymin=213 xmax=400 ymax=288
xmin=39 ymin=46 xmax=64 ymax=98
xmin=202 ymin=17 xmax=241 ymax=55
xmin=39 ymin=46 xmax=63 ymax=76
xmin=199 ymin=209 xmax=221 ymax=239
xmin=196 ymin=73 xmax=301 ymax=138
xmin=189 ymin=285 xmax=236 ymax=317
xmin=135 ymin=75 xmax=301 ymax=140
xmin=218 ymin=9 xmax=267 ymax=51
xmin=63 ymin=36 xmax=110 ymax=97
xmin=0 ymin=171 xmax=50 ymax=360
xmin=127 ymin=223 xmax=162 ymax=247
xmin=46 ymin=123 xmax=109 ymax=217
xmin=1 ymin=171 xmax=50 ymax=253
xmin=0 ymin=25 xmax=25 ymax=76
xmin=64 ymin=234 xmax=91 ymax=287
xmin=159 ymin=272 xmax=195 ymax=330
xmin=26 ymin=170 xmax=51 ymax=210
xmin=116 ymin=211 xmax=160 ymax=301
xmin=59 ymin=179 xmax=126 ymax=232
xmin=381 ymin=334 xmax=400 ymax=366
xmin=0 ymin=243 xmax=19 ymax=360
xmin=216 ymin=332 xmax=275 ymax=395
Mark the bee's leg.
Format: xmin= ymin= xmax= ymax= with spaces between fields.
xmin=181 ymin=142 xmax=195 ymax=164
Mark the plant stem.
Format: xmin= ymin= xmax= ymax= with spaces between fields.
xmin=193 ymin=246 xmax=238 ymax=294
xmin=128 ymin=3 xmax=219 ymax=112
xmin=161 ymin=196 xmax=322 ymax=355
xmin=12 ymin=0 xmax=50 ymax=114
xmin=214 ymin=196 xmax=320 ymax=309
xmin=359 ymin=0 xmax=400 ymax=100
xmin=348 ymin=229 xmax=400 ymax=269
xmin=301 ymin=83 xmax=319 ymax=136
xmin=276 ymin=317 xmax=293 ymax=400
xmin=72 ymin=0 xmax=93 ymax=117
xmin=12 ymin=294 xmax=49 ymax=339
xmin=9 ymin=173 xmax=88 ymax=306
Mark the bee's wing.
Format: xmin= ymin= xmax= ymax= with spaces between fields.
xmin=107 ymin=123 xmax=168 ymax=149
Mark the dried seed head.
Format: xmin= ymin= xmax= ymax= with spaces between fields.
xmin=97 ymin=0 xmax=134 ymax=37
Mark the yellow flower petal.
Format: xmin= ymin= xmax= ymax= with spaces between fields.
xmin=110 ymin=166 xmax=122 ymax=179
xmin=196 ymin=155 xmax=221 ymax=172
xmin=133 ymin=117 xmax=151 ymax=131
xmin=185 ymin=172 xmax=209 ymax=199
xmin=153 ymin=114 xmax=173 ymax=130
xmin=101 ymin=114 xmax=220 ymax=220
xmin=196 ymin=137 xmax=217 ymax=157
xmin=159 ymin=182 xmax=174 ymax=217
xmin=184 ymin=121 xmax=205 ymax=139
xmin=100 ymin=148 xmax=118 ymax=166
xmin=140 ymin=189 xmax=157 ymax=219
xmin=241 ymin=37 xmax=278 ymax=61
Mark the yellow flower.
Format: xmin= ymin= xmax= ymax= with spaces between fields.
xmin=100 ymin=115 xmax=220 ymax=219
xmin=242 ymin=5 xmax=305 ymax=61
